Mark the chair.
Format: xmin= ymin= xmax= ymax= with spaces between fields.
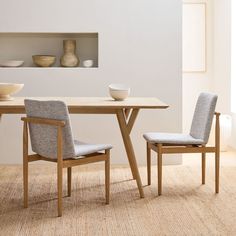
xmin=21 ymin=99 xmax=112 ymax=217
xmin=143 ymin=93 xmax=220 ymax=195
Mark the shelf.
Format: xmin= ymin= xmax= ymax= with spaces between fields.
xmin=0 ymin=67 xmax=98 ymax=70
xmin=0 ymin=32 xmax=99 ymax=68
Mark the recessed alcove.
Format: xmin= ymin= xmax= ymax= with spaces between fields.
xmin=0 ymin=32 xmax=98 ymax=68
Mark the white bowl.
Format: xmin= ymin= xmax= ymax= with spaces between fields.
xmin=0 ymin=60 xmax=24 ymax=67
xmin=0 ymin=83 xmax=24 ymax=101
xmin=109 ymin=84 xmax=130 ymax=91
xmin=83 ymin=60 xmax=94 ymax=68
xmin=109 ymin=84 xmax=130 ymax=101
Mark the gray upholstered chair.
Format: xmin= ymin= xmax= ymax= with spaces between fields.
xmin=21 ymin=99 xmax=112 ymax=217
xmin=143 ymin=93 xmax=220 ymax=195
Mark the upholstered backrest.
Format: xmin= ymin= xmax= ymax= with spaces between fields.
xmin=24 ymin=99 xmax=75 ymax=159
xmin=190 ymin=93 xmax=218 ymax=144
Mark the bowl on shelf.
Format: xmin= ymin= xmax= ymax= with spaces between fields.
xmin=0 ymin=60 xmax=24 ymax=67
xmin=0 ymin=83 xmax=24 ymax=101
xmin=32 ymin=55 xmax=56 ymax=67
xmin=109 ymin=84 xmax=130 ymax=101
xmin=83 ymin=60 xmax=94 ymax=68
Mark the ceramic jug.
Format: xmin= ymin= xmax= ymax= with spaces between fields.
xmin=60 ymin=40 xmax=79 ymax=67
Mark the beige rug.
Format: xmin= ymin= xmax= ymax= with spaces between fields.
xmin=0 ymin=164 xmax=236 ymax=236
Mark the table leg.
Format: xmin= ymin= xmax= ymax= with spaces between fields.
xmin=116 ymin=109 xmax=144 ymax=198
xmin=124 ymin=108 xmax=131 ymax=119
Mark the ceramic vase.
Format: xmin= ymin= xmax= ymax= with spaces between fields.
xmin=60 ymin=40 xmax=79 ymax=67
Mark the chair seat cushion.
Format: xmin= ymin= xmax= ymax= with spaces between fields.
xmin=73 ymin=140 xmax=112 ymax=158
xmin=143 ymin=132 xmax=204 ymax=145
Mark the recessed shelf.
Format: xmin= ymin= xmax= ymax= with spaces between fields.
xmin=0 ymin=67 xmax=99 ymax=70
xmin=0 ymin=32 xmax=98 ymax=68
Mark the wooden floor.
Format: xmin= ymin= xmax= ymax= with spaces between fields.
xmin=1 ymin=151 xmax=236 ymax=235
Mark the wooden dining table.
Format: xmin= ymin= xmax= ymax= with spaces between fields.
xmin=0 ymin=97 xmax=168 ymax=198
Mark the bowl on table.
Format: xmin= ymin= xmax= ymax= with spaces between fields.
xmin=109 ymin=84 xmax=130 ymax=101
xmin=32 ymin=55 xmax=56 ymax=67
xmin=0 ymin=83 xmax=24 ymax=101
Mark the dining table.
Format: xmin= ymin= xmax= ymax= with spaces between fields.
xmin=0 ymin=97 xmax=168 ymax=198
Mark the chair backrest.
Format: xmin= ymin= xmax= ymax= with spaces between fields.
xmin=24 ymin=99 xmax=76 ymax=159
xmin=190 ymin=92 xmax=218 ymax=144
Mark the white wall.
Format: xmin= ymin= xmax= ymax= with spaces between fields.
xmin=0 ymin=0 xmax=182 ymax=164
xmin=213 ymin=0 xmax=231 ymax=114
xmin=183 ymin=0 xmax=235 ymax=150
xmin=213 ymin=0 xmax=236 ymax=149
xmin=183 ymin=0 xmax=214 ymax=133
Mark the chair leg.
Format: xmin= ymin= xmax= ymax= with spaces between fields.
xmin=157 ymin=144 xmax=162 ymax=196
xmin=57 ymin=164 xmax=63 ymax=217
xmin=105 ymin=150 xmax=110 ymax=204
xmin=147 ymin=142 xmax=151 ymax=185
xmin=67 ymin=167 xmax=72 ymax=197
xmin=23 ymin=121 xmax=29 ymax=208
xmin=23 ymin=157 xmax=28 ymax=208
xmin=215 ymin=149 xmax=220 ymax=193
xmin=215 ymin=112 xmax=220 ymax=194
xmin=202 ymin=152 xmax=206 ymax=184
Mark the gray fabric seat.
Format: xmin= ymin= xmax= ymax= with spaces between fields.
xmin=143 ymin=92 xmax=218 ymax=145
xmin=143 ymin=133 xmax=204 ymax=145
xmin=24 ymin=99 xmax=112 ymax=160
xmin=74 ymin=140 xmax=112 ymax=157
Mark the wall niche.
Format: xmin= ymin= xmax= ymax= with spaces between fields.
xmin=0 ymin=32 xmax=98 ymax=68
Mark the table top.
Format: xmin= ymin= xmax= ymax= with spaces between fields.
xmin=0 ymin=97 xmax=169 ymax=114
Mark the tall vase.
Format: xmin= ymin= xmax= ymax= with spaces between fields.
xmin=60 ymin=40 xmax=79 ymax=67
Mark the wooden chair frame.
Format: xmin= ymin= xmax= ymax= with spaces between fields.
xmin=21 ymin=117 xmax=110 ymax=217
xmin=147 ymin=112 xmax=220 ymax=195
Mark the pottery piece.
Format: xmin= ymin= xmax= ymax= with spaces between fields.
xmin=0 ymin=60 xmax=24 ymax=67
xmin=0 ymin=83 xmax=24 ymax=101
xmin=32 ymin=55 xmax=56 ymax=67
xmin=60 ymin=40 xmax=79 ymax=67
xmin=83 ymin=60 xmax=93 ymax=68
xmin=109 ymin=84 xmax=130 ymax=101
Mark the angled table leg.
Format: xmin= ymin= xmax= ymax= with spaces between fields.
xmin=116 ymin=109 xmax=144 ymax=198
